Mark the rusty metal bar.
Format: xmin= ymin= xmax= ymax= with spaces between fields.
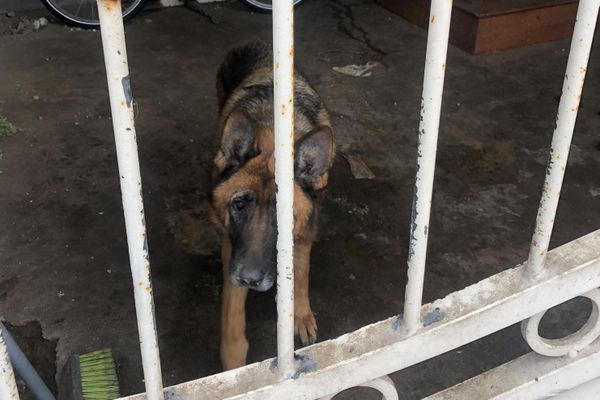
xmin=272 ymin=0 xmax=296 ymax=378
xmin=527 ymin=0 xmax=600 ymax=274
xmin=96 ymin=1 xmax=164 ymax=399
xmin=403 ymin=0 xmax=453 ymax=333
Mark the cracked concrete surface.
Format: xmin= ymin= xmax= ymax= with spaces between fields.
xmin=329 ymin=0 xmax=388 ymax=61
xmin=1 ymin=0 xmax=599 ymax=398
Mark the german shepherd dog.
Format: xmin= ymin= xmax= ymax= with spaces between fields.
xmin=209 ymin=41 xmax=335 ymax=370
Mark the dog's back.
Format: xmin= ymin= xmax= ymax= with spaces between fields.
xmin=215 ymin=41 xmax=333 ymax=148
xmin=216 ymin=41 xmax=272 ymax=111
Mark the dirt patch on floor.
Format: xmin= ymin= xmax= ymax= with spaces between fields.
xmin=437 ymin=141 xmax=517 ymax=185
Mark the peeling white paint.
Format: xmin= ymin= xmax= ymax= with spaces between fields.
xmin=404 ymin=0 xmax=453 ymax=333
xmin=527 ymin=0 xmax=600 ymax=274
xmin=97 ymin=1 xmax=164 ymax=399
xmin=272 ymin=0 xmax=296 ymax=378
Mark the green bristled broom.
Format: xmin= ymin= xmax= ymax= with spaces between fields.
xmin=58 ymin=349 xmax=120 ymax=400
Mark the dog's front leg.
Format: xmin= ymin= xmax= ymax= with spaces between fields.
xmin=220 ymin=237 xmax=249 ymax=370
xmin=294 ymin=242 xmax=317 ymax=346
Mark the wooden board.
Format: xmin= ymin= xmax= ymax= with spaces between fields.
xmin=377 ymin=0 xmax=580 ymax=55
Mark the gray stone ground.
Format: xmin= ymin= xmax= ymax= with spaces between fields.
xmin=0 ymin=1 xmax=599 ymax=398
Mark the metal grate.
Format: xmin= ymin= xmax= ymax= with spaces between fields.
xmin=1 ymin=1 xmax=599 ymax=399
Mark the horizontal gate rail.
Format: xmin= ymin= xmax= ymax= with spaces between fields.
xmin=554 ymin=376 xmax=600 ymax=399
xmin=425 ymin=336 xmax=600 ymax=399
xmin=118 ymin=228 xmax=600 ymax=400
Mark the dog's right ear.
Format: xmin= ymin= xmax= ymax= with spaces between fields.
xmin=214 ymin=111 xmax=257 ymax=177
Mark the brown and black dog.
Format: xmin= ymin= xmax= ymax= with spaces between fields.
xmin=208 ymin=41 xmax=335 ymax=370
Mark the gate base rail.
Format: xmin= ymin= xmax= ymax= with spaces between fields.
xmin=426 ymin=335 xmax=600 ymax=399
xmin=119 ymin=229 xmax=600 ymax=400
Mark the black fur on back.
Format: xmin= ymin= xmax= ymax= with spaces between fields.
xmin=217 ymin=41 xmax=271 ymax=110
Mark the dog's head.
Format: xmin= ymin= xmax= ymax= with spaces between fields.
xmin=210 ymin=111 xmax=333 ymax=291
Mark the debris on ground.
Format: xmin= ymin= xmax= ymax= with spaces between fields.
xmin=329 ymin=195 xmax=370 ymax=216
xmin=0 ymin=116 xmax=17 ymax=138
xmin=32 ymin=17 xmax=48 ymax=31
xmin=184 ymin=0 xmax=218 ymax=24
xmin=341 ymin=151 xmax=376 ymax=179
xmin=332 ymin=61 xmax=380 ymax=77
xmin=4 ymin=16 xmax=49 ymax=35
xmin=354 ymin=232 xmax=367 ymax=241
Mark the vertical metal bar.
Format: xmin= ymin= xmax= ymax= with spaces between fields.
xmin=527 ymin=0 xmax=600 ymax=274
xmin=272 ymin=0 xmax=296 ymax=378
xmin=0 ymin=325 xmax=19 ymax=400
xmin=96 ymin=2 xmax=164 ymax=399
xmin=403 ymin=0 xmax=453 ymax=334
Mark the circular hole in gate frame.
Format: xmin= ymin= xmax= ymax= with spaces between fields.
xmin=538 ymin=296 xmax=592 ymax=339
xmin=329 ymin=386 xmax=387 ymax=400
xmin=521 ymin=289 xmax=600 ymax=357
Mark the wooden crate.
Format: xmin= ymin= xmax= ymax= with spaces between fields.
xmin=377 ymin=0 xmax=581 ymax=54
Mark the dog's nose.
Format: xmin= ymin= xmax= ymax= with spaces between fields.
xmin=236 ymin=268 xmax=264 ymax=288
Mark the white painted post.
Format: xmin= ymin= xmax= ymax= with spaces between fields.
xmin=403 ymin=0 xmax=453 ymax=333
xmin=96 ymin=1 xmax=164 ymax=399
xmin=527 ymin=0 xmax=600 ymax=274
xmin=0 ymin=326 xmax=19 ymax=400
xmin=272 ymin=0 xmax=296 ymax=378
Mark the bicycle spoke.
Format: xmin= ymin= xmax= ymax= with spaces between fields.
xmin=90 ymin=1 xmax=96 ymax=21
xmin=75 ymin=0 xmax=83 ymax=17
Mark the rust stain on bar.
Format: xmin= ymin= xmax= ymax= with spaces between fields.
xmin=103 ymin=0 xmax=120 ymax=11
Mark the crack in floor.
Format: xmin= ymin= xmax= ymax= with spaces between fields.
xmin=329 ymin=109 xmax=391 ymax=138
xmin=329 ymin=0 xmax=388 ymax=66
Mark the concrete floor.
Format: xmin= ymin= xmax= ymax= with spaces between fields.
xmin=1 ymin=0 xmax=599 ymax=398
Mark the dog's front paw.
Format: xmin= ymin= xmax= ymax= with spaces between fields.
xmin=294 ymin=308 xmax=318 ymax=347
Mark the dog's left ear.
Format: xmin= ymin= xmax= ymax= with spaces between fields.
xmin=214 ymin=111 xmax=257 ymax=177
xmin=295 ymin=126 xmax=334 ymax=192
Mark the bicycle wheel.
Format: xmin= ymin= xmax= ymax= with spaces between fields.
xmin=40 ymin=0 xmax=147 ymax=29
xmin=238 ymin=0 xmax=304 ymax=13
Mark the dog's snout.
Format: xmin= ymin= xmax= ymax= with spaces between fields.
xmin=234 ymin=266 xmax=265 ymax=288
xmin=238 ymin=275 xmax=262 ymax=288
xmin=230 ymin=261 xmax=274 ymax=292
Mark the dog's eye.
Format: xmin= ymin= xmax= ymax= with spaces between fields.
xmin=233 ymin=199 xmax=246 ymax=211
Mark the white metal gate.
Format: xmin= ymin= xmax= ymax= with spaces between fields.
xmin=1 ymin=0 xmax=599 ymax=399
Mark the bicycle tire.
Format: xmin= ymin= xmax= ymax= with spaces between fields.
xmin=40 ymin=0 xmax=147 ymax=29
xmin=238 ymin=0 xmax=304 ymax=13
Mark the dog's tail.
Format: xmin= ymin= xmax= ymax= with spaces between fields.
xmin=217 ymin=41 xmax=271 ymax=111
